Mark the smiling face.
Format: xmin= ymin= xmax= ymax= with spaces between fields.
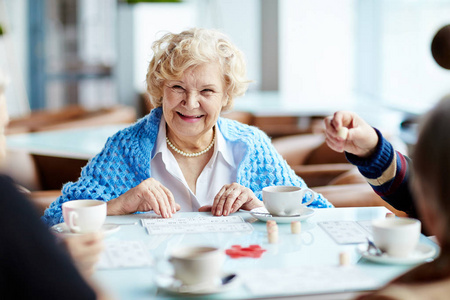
xmin=162 ymin=63 xmax=227 ymax=148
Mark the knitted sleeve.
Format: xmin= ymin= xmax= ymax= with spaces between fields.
xmin=41 ymin=116 xmax=157 ymax=227
xmin=220 ymin=118 xmax=333 ymax=209
xmin=345 ymin=129 xmax=417 ymax=217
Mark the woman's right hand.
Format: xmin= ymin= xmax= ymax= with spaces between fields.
xmin=106 ymin=178 xmax=180 ymax=218
xmin=324 ymin=111 xmax=379 ymax=158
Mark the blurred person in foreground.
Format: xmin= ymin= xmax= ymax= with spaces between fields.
xmin=0 ymin=74 xmax=110 ymax=299
xmin=325 ymin=96 xmax=450 ymax=299
xmin=43 ymin=28 xmax=332 ymax=226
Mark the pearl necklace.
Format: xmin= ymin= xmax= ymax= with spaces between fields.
xmin=166 ymin=132 xmax=215 ymax=157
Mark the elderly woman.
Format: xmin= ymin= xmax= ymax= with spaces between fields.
xmin=43 ymin=28 xmax=332 ymax=226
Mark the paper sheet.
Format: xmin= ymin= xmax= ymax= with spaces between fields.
xmin=141 ymin=215 xmax=253 ymax=235
xmin=242 ymin=266 xmax=379 ymax=296
xmin=97 ymin=240 xmax=154 ymax=269
xmin=319 ymin=220 xmax=373 ymax=244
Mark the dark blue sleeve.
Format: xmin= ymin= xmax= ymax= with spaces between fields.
xmin=345 ymin=129 xmax=417 ymax=218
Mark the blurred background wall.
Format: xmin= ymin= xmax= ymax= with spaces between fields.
xmin=1 ymin=0 xmax=450 ymax=118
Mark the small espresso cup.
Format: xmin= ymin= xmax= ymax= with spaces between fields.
xmin=62 ymin=200 xmax=107 ymax=233
xmin=372 ymin=217 xmax=421 ymax=258
xmin=262 ymin=185 xmax=317 ymax=216
xmin=169 ymin=246 xmax=225 ymax=286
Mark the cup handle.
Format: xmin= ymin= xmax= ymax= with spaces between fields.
xmin=68 ymin=211 xmax=80 ymax=233
xmin=302 ymin=188 xmax=318 ymax=206
xmin=157 ymin=256 xmax=175 ymax=278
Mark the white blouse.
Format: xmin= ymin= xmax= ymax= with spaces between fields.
xmin=150 ymin=116 xmax=239 ymax=212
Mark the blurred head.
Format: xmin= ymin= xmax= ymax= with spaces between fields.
xmin=0 ymin=93 xmax=9 ymax=162
xmin=146 ymin=28 xmax=250 ymax=112
xmin=412 ymin=95 xmax=450 ymax=245
xmin=431 ymin=24 xmax=450 ymax=70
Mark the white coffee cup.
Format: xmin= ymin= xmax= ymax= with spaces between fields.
xmin=372 ymin=217 xmax=421 ymax=258
xmin=169 ymin=246 xmax=225 ymax=286
xmin=262 ymin=185 xmax=317 ymax=216
xmin=62 ymin=200 xmax=107 ymax=233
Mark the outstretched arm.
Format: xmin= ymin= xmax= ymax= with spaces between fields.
xmin=324 ymin=112 xmax=417 ymax=217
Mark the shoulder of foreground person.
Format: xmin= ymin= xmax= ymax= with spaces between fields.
xmin=0 ymin=175 xmax=98 ymax=300
xmin=357 ymin=278 xmax=450 ymax=300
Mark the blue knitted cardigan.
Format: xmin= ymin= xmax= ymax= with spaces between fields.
xmin=42 ymin=107 xmax=332 ymax=226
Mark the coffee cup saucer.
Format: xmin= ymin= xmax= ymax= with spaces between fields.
xmin=50 ymin=222 xmax=120 ymax=237
xmin=156 ymin=273 xmax=240 ymax=295
xmin=357 ymin=243 xmax=437 ymax=265
xmin=250 ymin=208 xmax=315 ymax=223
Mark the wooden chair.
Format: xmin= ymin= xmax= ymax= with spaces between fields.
xmin=4 ymin=105 xmax=137 ymax=215
xmin=2 ymin=149 xmax=61 ymax=215
xmin=314 ymin=184 xmax=406 ymax=217
xmin=252 ymin=115 xmax=325 ymax=138
xmin=272 ymin=134 xmax=355 ymax=187
xmin=6 ymin=105 xmax=136 ymax=134
xmin=16 ymin=184 xmax=61 ymax=216
xmin=220 ymin=111 xmax=254 ymax=125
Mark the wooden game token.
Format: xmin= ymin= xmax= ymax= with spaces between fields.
xmin=291 ymin=221 xmax=301 ymax=234
xmin=339 ymin=251 xmax=350 ymax=266
xmin=266 ymin=220 xmax=278 ymax=233
xmin=267 ymin=227 xmax=278 ymax=234
xmin=266 ymin=220 xmax=277 ymax=228
xmin=268 ymin=231 xmax=278 ymax=244
xmin=337 ymin=127 xmax=349 ymax=139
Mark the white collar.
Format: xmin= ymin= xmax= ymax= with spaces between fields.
xmin=152 ymin=115 xmax=235 ymax=168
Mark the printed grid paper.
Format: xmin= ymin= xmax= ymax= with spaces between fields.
xmin=318 ymin=220 xmax=373 ymax=244
xmin=97 ymin=240 xmax=153 ymax=269
xmin=141 ymin=215 xmax=254 ymax=235
xmin=242 ymin=266 xmax=379 ymax=296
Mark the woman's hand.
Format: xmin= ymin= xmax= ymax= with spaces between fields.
xmin=107 ymin=178 xmax=180 ymax=218
xmin=208 ymin=183 xmax=263 ymax=216
xmin=62 ymin=232 xmax=104 ymax=276
xmin=324 ymin=111 xmax=379 ymax=158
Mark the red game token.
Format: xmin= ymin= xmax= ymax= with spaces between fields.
xmin=225 ymin=245 xmax=266 ymax=259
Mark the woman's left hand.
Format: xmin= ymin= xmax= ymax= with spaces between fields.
xmin=62 ymin=232 xmax=104 ymax=277
xmin=208 ymin=183 xmax=263 ymax=216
